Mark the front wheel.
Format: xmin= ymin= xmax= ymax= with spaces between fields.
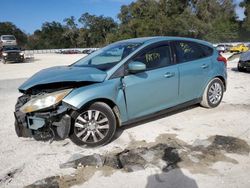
xmin=70 ymin=102 xmax=117 ymax=147
xmin=200 ymin=78 xmax=224 ymax=108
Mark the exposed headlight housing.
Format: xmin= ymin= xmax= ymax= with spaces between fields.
xmin=19 ymin=52 xmax=24 ymax=56
xmin=2 ymin=52 xmax=7 ymax=56
xmin=20 ymin=89 xmax=72 ymax=113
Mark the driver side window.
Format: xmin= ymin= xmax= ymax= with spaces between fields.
xmin=132 ymin=45 xmax=172 ymax=71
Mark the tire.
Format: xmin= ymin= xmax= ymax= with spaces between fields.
xmin=2 ymin=59 xmax=6 ymax=64
xmin=200 ymin=78 xmax=224 ymax=108
xmin=238 ymin=64 xmax=245 ymax=72
xmin=70 ymin=102 xmax=117 ymax=147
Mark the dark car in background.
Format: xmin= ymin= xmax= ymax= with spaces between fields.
xmin=0 ymin=45 xmax=24 ymax=64
xmin=82 ymin=49 xmax=97 ymax=55
xmin=61 ymin=49 xmax=81 ymax=54
xmin=238 ymin=51 xmax=250 ymax=72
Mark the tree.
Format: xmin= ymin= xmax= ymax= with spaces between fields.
xmin=63 ymin=16 xmax=79 ymax=47
xmin=78 ymin=13 xmax=117 ymax=46
xmin=191 ymin=0 xmax=238 ymax=42
xmin=239 ymin=0 xmax=250 ymax=40
xmin=27 ymin=21 xmax=69 ymax=49
xmin=116 ymin=0 xmax=238 ymax=43
xmin=0 ymin=22 xmax=27 ymax=47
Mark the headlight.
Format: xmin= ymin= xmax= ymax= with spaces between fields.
xmin=19 ymin=52 xmax=24 ymax=56
xmin=2 ymin=52 xmax=7 ymax=56
xmin=20 ymin=89 xmax=72 ymax=113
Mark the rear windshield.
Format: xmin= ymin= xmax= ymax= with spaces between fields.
xmin=1 ymin=36 xmax=16 ymax=40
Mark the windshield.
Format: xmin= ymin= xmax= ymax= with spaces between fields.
xmin=72 ymin=42 xmax=142 ymax=71
xmin=2 ymin=36 xmax=16 ymax=40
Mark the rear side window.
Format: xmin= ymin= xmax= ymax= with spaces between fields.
xmin=132 ymin=45 xmax=172 ymax=70
xmin=174 ymin=41 xmax=213 ymax=63
xmin=200 ymin=44 xmax=213 ymax=57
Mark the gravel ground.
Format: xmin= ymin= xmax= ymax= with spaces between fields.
xmin=0 ymin=53 xmax=250 ymax=188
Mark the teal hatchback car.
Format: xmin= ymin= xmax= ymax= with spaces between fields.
xmin=15 ymin=37 xmax=227 ymax=147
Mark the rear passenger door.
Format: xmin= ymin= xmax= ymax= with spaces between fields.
xmin=173 ymin=41 xmax=213 ymax=103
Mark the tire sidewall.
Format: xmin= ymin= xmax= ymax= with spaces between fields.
xmin=206 ymin=78 xmax=224 ymax=108
xmin=70 ymin=102 xmax=117 ymax=147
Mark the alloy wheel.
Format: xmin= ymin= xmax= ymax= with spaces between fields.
xmin=74 ymin=110 xmax=110 ymax=143
xmin=208 ymin=82 xmax=222 ymax=105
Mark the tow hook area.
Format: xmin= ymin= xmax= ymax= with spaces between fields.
xmin=53 ymin=114 xmax=71 ymax=139
xmin=24 ymin=113 xmax=72 ymax=142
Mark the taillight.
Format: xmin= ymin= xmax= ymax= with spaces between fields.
xmin=217 ymin=55 xmax=227 ymax=66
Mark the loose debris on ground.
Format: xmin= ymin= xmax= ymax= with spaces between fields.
xmin=25 ymin=134 xmax=250 ymax=188
xmin=0 ymin=166 xmax=24 ymax=186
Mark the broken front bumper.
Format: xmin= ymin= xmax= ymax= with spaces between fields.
xmin=14 ymin=95 xmax=72 ymax=139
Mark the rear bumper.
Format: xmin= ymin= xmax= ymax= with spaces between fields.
xmin=15 ymin=99 xmax=72 ymax=139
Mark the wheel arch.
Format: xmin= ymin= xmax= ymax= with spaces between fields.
xmin=78 ymin=98 xmax=122 ymax=127
xmin=215 ymin=76 xmax=226 ymax=91
xmin=200 ymin=75 xmax=226 ymax=98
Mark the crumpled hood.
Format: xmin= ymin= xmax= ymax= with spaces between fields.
xmin=19 ymin=66 xmax=107 ymax=92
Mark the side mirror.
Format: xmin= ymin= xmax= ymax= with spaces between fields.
xmin=128 ymin=61 xmax=146 ymax=73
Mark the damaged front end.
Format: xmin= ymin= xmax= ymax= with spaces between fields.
xmin=14 ymin=91 xmax=74 ymax=142
xmin=14 ymin=66 xmax=107 ymax=142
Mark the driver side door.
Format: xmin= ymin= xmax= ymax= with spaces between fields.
xmin=123 ymin=43 xmax=179 ymax=120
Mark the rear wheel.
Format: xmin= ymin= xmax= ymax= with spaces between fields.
xmin=200 ymin=78 xmax=224 ymax=108
xmin=70 ymin=102 xmax=117 ymax=147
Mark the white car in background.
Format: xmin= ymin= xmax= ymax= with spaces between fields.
xmin=216 ymin=44 xmax=233 ymax=53
xmin=0 ymin=35 xmax=17 ymax=47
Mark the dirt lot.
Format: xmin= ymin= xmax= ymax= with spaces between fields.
xmin=0 ymin=53 xmax=250 ymax=188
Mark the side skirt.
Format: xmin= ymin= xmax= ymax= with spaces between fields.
xmin=121 ymin=98 xmax=202 ymax=126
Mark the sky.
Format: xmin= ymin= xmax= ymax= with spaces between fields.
xmin=0 ymin=0 xmax=246 ymax=34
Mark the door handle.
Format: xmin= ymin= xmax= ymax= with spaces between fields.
xmin=164 ymin=72 xmax=175 ymax=78
xmin=201 ymin=64 xmax=209 ymax=69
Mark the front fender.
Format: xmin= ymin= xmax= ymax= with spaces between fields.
xmin=63 ymin=78 xmax=128 ymax=122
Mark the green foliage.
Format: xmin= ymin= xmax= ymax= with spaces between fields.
xmin=63 ymin=16 xmax=79 ymax=48
xmin=78 ymin=13 xmax=117 ymax=46
xmin=114 ymin=0 xmax=238 ymax=43
xmin=27 ymin=21 xmax=70 ymax=49
xmin=2 ymin=0 xmax=250 ymax=49
xmin=239 ymin=0 xmax=250 ymax=40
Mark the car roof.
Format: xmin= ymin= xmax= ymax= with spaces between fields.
xmin=118 ymin=36 xmax=213 ymax=47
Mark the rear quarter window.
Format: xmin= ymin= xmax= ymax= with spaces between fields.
xmin=199 ymin=44 xmax=214 ymax=57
